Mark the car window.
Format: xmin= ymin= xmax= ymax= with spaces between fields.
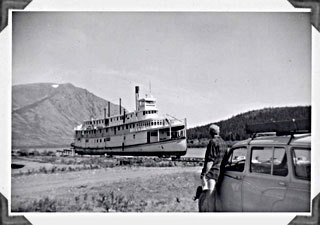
xmin=272 ymin=148 xmax=288 ymax=176
xmin=292 ymin=148 xmax=310 ymax=180
xmin=224 ymin=147 xmax=247 ymax=172
xmin=250 ymin=147 xmax=288 ymax=176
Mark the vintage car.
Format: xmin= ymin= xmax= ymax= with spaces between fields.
xmin=204 ymin=120 xmax=311 ymax=212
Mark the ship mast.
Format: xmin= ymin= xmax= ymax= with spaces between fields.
xmin=135 ymin=86 xmax=139 ymax=111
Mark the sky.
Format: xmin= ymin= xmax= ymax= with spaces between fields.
xmin=12 ymin=12 xmax=311 ymax=128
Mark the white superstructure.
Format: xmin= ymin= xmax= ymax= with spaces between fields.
xmin=72 ymin=86 xmax=187 ymax=157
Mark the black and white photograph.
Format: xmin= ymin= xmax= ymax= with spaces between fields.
xmin=10 ymin=11 xmax=312 ymax=214
xmin=1 ymin=1 xmax=319 ymax=224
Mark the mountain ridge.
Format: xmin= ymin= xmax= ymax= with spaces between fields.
xmin=12 ymin=83 xmax=125 ymax=148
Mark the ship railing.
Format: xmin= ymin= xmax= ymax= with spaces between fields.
xmin=165 ymin=114 xmax=183 ymax=123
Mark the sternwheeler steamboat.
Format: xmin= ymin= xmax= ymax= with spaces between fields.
xmin=72 ymin=86 xmax=187 ymax=157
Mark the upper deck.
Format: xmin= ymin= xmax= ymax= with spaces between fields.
xmin=75 ymin=86 xmax=185 ymax=131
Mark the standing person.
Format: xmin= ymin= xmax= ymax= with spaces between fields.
xmin=198 ymin=124 xmax=228 ymax=212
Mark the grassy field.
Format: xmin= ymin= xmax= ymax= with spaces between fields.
xmin=12 ymin=156 xmax=201 ymax=212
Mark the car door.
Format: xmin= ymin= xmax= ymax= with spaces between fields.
xmin=283 ymin=147 xmax=311 ymax=212
xmin=242 ymin=146 xmax=289 ymax=212
xmin=216 ymin=146 xmax=247 ymax=212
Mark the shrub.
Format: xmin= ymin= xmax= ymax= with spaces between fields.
xmin=96 ymin=191 xmax=148 ymax=212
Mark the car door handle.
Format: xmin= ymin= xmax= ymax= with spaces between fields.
xmin=279 ymin=181 xmax=286 ymax=186
xmin=225 ymin=174 xmax=242 ymax=180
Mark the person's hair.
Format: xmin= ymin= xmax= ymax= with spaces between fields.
xmin=209 ymin=124 xmax=220 ymax=136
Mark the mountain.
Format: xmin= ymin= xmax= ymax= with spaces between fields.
xmin=12 ymin=83 xmax=125 ymax=148
xmin=187 ymin=106 xmax=311 ymax=141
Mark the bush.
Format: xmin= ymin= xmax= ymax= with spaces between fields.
xmin=96 ymin=191 xmax=148 ymax=212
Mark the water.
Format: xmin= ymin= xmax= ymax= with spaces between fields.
xmin=12 ymin=147 xmax=69 ymax=153
xmin=184 ymin=147 xmax=206 ymax=158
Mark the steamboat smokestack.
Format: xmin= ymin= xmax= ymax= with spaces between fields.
xmin=108 ymin=101 xmax=110 ymax=117
xmin=119 ymin=98 xmax=122 ymax=115
xmin=135 ymin=86 xmax=139 ymax=111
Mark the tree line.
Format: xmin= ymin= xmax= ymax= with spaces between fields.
xmin=187 ymin=106 xmax=311 ymax=141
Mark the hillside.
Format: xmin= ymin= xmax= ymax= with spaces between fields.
xmin=187 ymin=106 xmax=311 ymax=141
xmin=12 ymin=83 xmax=124 ymax=148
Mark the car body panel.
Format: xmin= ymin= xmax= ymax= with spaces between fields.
xmin=242 ymin=173 xmax=288 ymax=211
xmin=217 ymin=171 xmax=243 ymax=211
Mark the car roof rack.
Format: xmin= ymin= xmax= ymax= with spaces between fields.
xmin=246 ymin=119 xmax=311 ymax=144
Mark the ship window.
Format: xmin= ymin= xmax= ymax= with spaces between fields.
xmin=151 ymin=131 xmax=158 ymax=136
xmin=86 ymin=139 xmax=89 ymax=143
xmin=118 ymin=126 xmax=120 ymax=131
xmin=133 ymin=134 xmax=135 ymax=139
xmin=122 ymin=126 xmax=124 ymax=130
xmin=106 ymin=137 xmax=110 ymax=141
xmin=143 ymin=111 xmax=145 ymax=115
xmin=157 ymin=121 xmax=160 ymax=125
xmin=126 ymin=124 xmax=129 ymax=129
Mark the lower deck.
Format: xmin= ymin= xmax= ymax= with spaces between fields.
xmin=73 ymin=137 xmax=187 ymax=156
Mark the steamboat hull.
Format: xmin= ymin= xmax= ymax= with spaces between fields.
xmin=73 ymin=138 xmax=187 ymax=156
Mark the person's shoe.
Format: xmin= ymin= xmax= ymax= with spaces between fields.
xmin=193 ymin=186 xmax=203 ymax=201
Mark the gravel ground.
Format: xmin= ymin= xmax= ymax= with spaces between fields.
xmin=11 ymin=160 xmax=202 ymax=212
